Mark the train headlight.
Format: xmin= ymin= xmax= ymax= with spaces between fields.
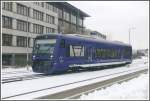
xmin=32 ymin=55 xmax=36 ymax=60
xmin=50 ymin=55 xmax=53 ymax=59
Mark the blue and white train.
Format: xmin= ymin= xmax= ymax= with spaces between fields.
xmin=32 ymin=34 xmax=132 ymax=74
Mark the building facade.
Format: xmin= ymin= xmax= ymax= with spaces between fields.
xmin=84 ymin=29 xmax=107 ymax=40
xmin=2 ymin=2 xmax=89 ymax=67
xmin=50 ymin=2 xmax=89 ymax=34
xmin=90 ymin=31 xmax=106 ymax=40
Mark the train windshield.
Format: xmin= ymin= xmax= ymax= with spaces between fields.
xmin=33 ymin=39 xmax=56 ymax=54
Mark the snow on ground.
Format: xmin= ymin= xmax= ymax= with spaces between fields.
xmin=1 ymin=56 xmax=148 ymax=78
xmin=1 ymin=56 xmax=149 ymax=99
xmin=2 ymin=66 xmax=32 ymax=73
xmin=1 ymin=66 xmax=36 ymax=78
xmin=2 ymin=62 xmax=148 ymax=99
xmin=79 ymin=73 xmax=149 ymax=100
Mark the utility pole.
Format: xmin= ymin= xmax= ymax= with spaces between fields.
xmin=128 ymin=27 xmax=135 ymax=45
xmin=129 ymin=28 xmax=131 ymax=45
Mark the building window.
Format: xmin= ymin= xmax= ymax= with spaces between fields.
xmin=33 ymin=24 xmax=43 ymax=34
xmin=52 ymin=28 xmax=55 ymax=33
xmin=17 ymin=20 xmax=29 ymax=32
xmin=70 ymin=24 xmax=76 ymax=33
xmin=33 ymin=9 xmax=44 ymax=21
xmin=46 ymin=27 xmax=55 ymax=33
xmin=27 ymin=37 xmax=30 ymax=47
xmin=71 ymin=14 xmax=76 ymax=24
xmin=46 ymin=14 xmax=55 ymax=24
xmin=17 ymin=3 xmax=30 ymax=16
xmin=2 ymin=54 xmax=12 ymax=65
xmin=17 ymin=36 xmax=27 ymax=47
xmin=63 ymin=22 xmax=70 ymax=32
xmin=78 ymin=18 xmax=83 ymax=26
xmin=64 ymin=11 xmax=70 ymax=21
xmin=2 ymin=16 xmax=12 ymax=29
xmin=53 ymin=6 xmax=58 ymax=13
xmin=34 ymin=2 xmax=44 ymax=7
xmin=2 ymin=2 xmax=12 ymax=11
xmin=58 ymin=8 xmax=63 ymax=18
xmin=2 ymin=34 xmax=12 ymax=46
xmin=45 ymin=3 xmax=53 ymax=11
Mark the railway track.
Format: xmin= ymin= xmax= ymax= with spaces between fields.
xmin=2 ymin=66 xmax=148 ymax=100
xmin=2 ymin=71 xmax=31 ymax=76
xmin=2 ymin=74 xmax=46 ymax=84
xmin=2 ymin=68 xmax=33 ymax=75
xmin=2 ymin=60 xmax=146 ymax=84
xmin=65 ymin=70 xmax=148 ymax=99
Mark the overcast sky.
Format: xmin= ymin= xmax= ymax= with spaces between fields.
xmin=68 ymin=1 xmax=149 ymax=50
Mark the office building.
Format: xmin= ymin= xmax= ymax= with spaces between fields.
xmin=2 ymin=2 xmax=89 ymax=67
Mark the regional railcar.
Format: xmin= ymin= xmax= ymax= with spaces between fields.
xmin=32 ymin=34 xmax=132 ymax=74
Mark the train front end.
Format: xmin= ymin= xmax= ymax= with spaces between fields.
xmin=32 ymin=35 xmax=57 ymax=74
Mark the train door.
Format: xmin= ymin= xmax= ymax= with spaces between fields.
xmin=86 ymin=46 xmax=93 ymax=62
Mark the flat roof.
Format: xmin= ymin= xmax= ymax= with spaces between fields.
xmin=50 ymin=2 xmax=90 ymax=17
xmin=62 ymin=2 xmax=90 ymax=17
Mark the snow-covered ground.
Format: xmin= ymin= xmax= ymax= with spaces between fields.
xmin=1 ymin=56 xmax=149 ymax=100
xmin=79 ymin=73 xmax=149 ymax=100
xmin=2 ymin=66 xmax=32 ymax=73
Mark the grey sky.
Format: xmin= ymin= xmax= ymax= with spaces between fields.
xmin=68 ymin=1 xmax=149 ymax=50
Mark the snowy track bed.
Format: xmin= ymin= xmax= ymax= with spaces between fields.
xmin=2 ymin=74 xmax=46 ymax=84
xmin=63 ymin=69 xmax=148 ymax=99
xmin=2 ymin=66 xmax=148 ymax=100
xmin=1 ymin=57 xmax=149 ymax=100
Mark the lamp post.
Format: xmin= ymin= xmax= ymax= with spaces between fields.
xmin=128 ymin=27 xmax=135 ymax=45
xmin=26 ymin=24 xmax=29 ymax=71
xmin=26 ymin=7 xmax=30 ymax=71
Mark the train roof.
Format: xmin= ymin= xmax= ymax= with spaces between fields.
xmin=36 ymin=34 xmax=132 ymax=47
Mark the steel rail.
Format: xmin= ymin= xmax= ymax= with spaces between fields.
xmin=2 ymin=67 xmax=148 ymax=100
xmin=2 ymin=74 xmax=46 ymax=84
xmin=64 ymin=70 xmax=147 ymax=99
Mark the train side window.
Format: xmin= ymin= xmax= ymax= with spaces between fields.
xmin=70 ymin=45 xmax=75 ymax=57
xmin=69 ymin=45 xmax=84 ymax=57
xmin=111 ymin=49 xmax=115 ymax=58
xmin=73 ymin=45 xmax=84 ymax=57
xmin=80 ymin=46 xmax=84 ymax=56
xmin=60 ymin=39 xmax=65 ymax=48
xmin=101 ymin=49 xmax=104 ymax=58
xmin=95 ymin=48 xmax=99 ymax=58
xmin=95 ymin=48 xmax=105 ymax=58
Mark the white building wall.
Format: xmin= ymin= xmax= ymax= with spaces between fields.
xmin=2 ymin=2 xmax=58 ymax=54
xmin=12 ymin=36 xmax=16 ymax=46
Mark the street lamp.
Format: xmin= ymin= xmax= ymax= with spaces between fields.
xmin=26 ymin=7 xmax=31 ymax=71
xmin=26 ymin=28 xmax=29 ymax=71
xmin=128 ymin=27 xmax=135 ymax=45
